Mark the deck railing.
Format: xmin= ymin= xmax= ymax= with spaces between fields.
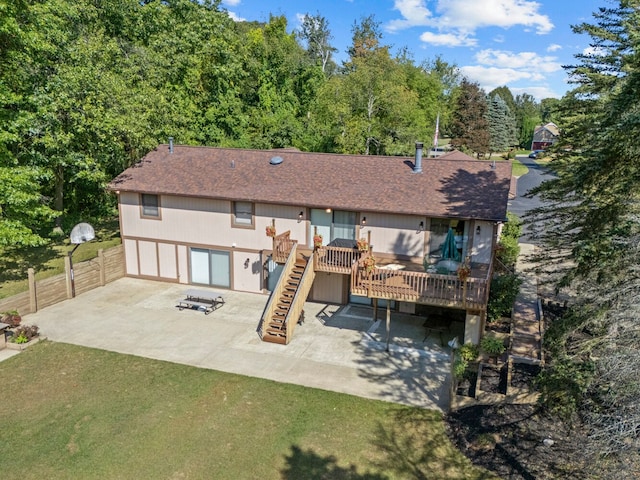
xmin=314 ymin=246 xmax=362 ymax=274
xmin=350 ymin=255 xmax=490 ymax=310
xmin=273 ymin=230 xmax=296 ymax=263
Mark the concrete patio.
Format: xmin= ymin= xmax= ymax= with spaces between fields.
xmin=17 ymin=278 xmax=459 ymax=411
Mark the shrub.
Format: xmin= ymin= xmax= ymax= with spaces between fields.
xmin=453 ymin=356 xmax=468 ymax=380
xmin=10 ymin=324 xmax=39 ymax=343
xmin=480 ymin=336 xmax=506 ymax=356
xmin=502 ymin=212 xmax=522 ymax=239
xmin=496 ymin=235 xmax=520 ymax=267
xmin=487 ymin=273 xmax=522 ymax=322
xmin=459 ymin=343 xmax=479 ymax=362
xmin=1 ymin=310 xmax=22 ymax=327
xmin=536 ymin=359 xmax=595 ymax=420
xmin=496 ymin=212 xmax=522 ymax=267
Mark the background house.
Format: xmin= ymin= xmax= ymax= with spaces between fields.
xmin=109 ymin=143 xmax=512 ymax=344
xmin=531 ymin=122 xmax=559 ymax=151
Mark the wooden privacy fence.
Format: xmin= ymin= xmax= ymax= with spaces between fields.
xmin=0 ymin=245 xmax=125 ymax=317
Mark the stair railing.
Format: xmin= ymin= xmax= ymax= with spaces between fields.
xmin=284 ymin=258 xmax=315 ymax=342
xmin=260 ymin=242 xmax=298 ymax=339
xmin=273 ymin=230 xmax=295 ymax=263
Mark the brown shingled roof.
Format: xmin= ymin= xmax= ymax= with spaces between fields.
xmin=109 ymin=145 xmax=512 ymax=222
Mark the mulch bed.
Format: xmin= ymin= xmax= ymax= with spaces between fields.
xmin=479 ymin=363 xmax=508 ymax=395
xmin=445 ymin=302 xmax=597 ymax=479
xmin=445 ymin=404 xmax=591 ymax=479
xmin=510 ymin=363 xmax=541 ymax=390
xmin=456 ymin=370 xmax=478 ymax=398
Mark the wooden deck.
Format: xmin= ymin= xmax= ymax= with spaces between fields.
xmin=273 ymin=235 xmax=491 ymax=311
xmin=350 ymin=266 xmax=489 ymax=310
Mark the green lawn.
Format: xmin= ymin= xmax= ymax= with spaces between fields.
xmin=0 ymin=342 xmax=497 ymax=480
xmin=511 ymin=158 xmax=529 ymax=177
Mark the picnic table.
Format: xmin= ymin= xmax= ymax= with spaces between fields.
xmin=176 ymin=288 xmax=225 ymax=315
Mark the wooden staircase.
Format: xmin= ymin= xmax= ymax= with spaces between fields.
xmin=262 ymin=256 xmax=309 ymax=344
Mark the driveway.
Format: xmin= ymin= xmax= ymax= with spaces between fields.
xmin=23 ymin=277 xmax=453 ymax=411
xmin=509 ymin=155 xmax=555 ymax=240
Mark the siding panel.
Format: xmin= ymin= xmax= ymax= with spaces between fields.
xmin=158 ymin=243 xmax=177 ymax=280
xmin=138 ymin=241 xmax=158 ymax=277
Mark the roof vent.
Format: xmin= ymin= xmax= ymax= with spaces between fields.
xmin=270 ymin=156 xmax=283 ymax=165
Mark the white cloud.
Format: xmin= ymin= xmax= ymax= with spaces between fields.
xmin=474 ymin=49 xmax=562 ymax=73
xmin=510 ymin=85 xmax=561 ymax=100
xmin=437 ymin=0 xmax=553 ymax=34
xmin=387 ymin=0 xmax=433 ymax=32
xmin=222 ymin=0 xmax=241 ymax=6
xmin=419 ymin=31 xmax=477 ymax=47
xmin=387 ymin=0 xmax=553 ymax=37
xmin=460 ymin=65 xmax=535 ymax=90
xmin=460 ymin=63 xmax=564 ymax=100
xmin=226 ymin=11 xmax=245 ymax=22
xmin=547 ymin=43 xmax=562 ymax=52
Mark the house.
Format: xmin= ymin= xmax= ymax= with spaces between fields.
xmin=531 ymin=122 xmax=559 ymax=151
xmin=109 ymin=142 xmax=512 ymax=345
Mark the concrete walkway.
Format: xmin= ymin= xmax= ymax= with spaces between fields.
xmin=510 ymin=243 xmax=542 ymax=364
xmin=10 ymin=278 xmax=453 ymax=411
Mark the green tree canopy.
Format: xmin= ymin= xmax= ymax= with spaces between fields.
xmin=529 ymin=1 xmax=640 ymax=472
xmin=450 ymin=79 xmax=489 ymax=157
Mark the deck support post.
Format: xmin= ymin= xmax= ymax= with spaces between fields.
xmin=385 ymin=302 xmax=391 ymax=352
xmin=373 ymin=298 xmax=378 ymax=322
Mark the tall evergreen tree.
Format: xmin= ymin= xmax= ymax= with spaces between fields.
xmin=486 ymin=93 xmax=516 ymax=155
xmin=529 ymin=1 xmax=640 ymax=472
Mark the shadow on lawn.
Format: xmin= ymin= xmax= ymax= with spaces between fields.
xmin=371 ymin=408 xmax=496 ymax=480
xmin=281 ymin=445 xmax=387 ymax=479
xmin=0 ymin=244 xmax=58 ymax=282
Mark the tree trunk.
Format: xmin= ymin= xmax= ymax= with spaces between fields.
xmin=54 ymin=164 xmax=64 ymax=228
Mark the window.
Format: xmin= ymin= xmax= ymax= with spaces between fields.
xmin=141 ymin=194 xmax=160 ymax=218
xmin=233 ymin=201 xmax=253 ymax=227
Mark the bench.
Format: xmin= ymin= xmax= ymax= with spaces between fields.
xmin=176 ymin=288 xmax=225 ymax=315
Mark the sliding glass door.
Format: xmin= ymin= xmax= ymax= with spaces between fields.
xmin=190 ymin=248 xmax=230 ymax=288
xmin=309 ymin=209 xmax=357 ymax=247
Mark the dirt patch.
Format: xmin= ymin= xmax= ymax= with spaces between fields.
xmin=445 ymin=404 xmax=591 ymax=479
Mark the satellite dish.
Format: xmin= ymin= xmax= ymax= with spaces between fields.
xmin=70 ymin=222 xmax=95 ymax=244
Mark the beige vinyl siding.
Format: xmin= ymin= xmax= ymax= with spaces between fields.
xmin=256 ymin=204 xmax=308 ymax=246
xmin=232 ymin=251 xmax=263 ymax=293
xmin=120 ymin=193 xmax=308 ymax=253
xmin=158 ymin=243 xmax=178 ymax=280
xmin=138 ymin=240 xmax=159 ymax=276
xmin=124 ymin=239 xmax=139 ymax=275
xmin=177 ymin=245 xmax=189 ymax=284
xmin=358 ymin=213 xmax=426 ymax=258
xmin=471 ymin=221 xmax=494 ymax=264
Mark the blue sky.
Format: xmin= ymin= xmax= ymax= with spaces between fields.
xmin=221 ymin=0 xmax=605 ymax=101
